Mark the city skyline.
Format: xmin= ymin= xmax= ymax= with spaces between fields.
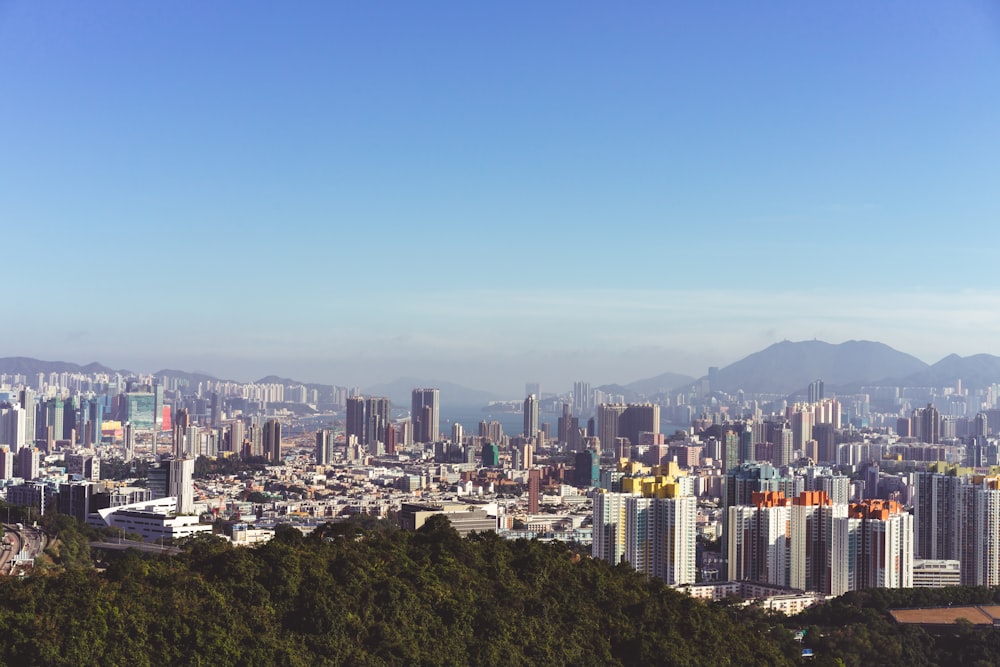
xmin=2 ymin=3 xmax=998 ymax=394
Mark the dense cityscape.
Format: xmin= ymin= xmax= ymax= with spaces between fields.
xmin=1 ymin=342 xmax=999 ymax=618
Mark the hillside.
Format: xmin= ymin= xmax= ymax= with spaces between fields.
xmin=705 ymin=340 xmax=929 ymax=395
xmin=0 ymin=519 xmax=798 ymax=666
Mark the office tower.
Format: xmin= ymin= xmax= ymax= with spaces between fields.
xmin=248 ymin=422 xmax=264 ymax=458
xmin=597 ymin=403 xmax=659 ymax=457
xmin=210 ymin=391 xmax=221 ymax=428
xmin=17 ymin=447 xmax=40 ymax=480
xmin=366 ymin=397 xmax=390 ymax=454
xmin=808 ymin=379 xmax=824 ymax=403
xmin=18 ymin=388 xmax=35 ymax=447
xmin=481 ymin=442 xmax=499 ymax=467
xmin=228 ymin=419 xmax=245 ymax=455
xmin=126 ymin=392 xmax=155 ymax=430
xmin=173 ymin=408 xmax=190 ymax=457
xmin=154 ymin=383 xmax=165 ymax=427
xmin=0 ymin=403 xmax=26 ymax=451
xmin=896 ymin=417 xmax=912 ymax=438
xmin=574 ymin=449 xmax=599 ymax=488
xmin=62 ymin=396 xmax=78 ymax=442
xmin=169 ymin=457 xmax=195 ymax=514
xmin=315 ymin=429 xmax=333 ymax=465
xmin=124 ymin=422 xmax=135 ymax=461
xmin=42 ymin=397 xmax=64 ymax=446
xmin=263 ymin=419 xmax=281 ymax=463
xmin=597 ymin=404 xmax=628 ymax=457
xmin=345 ymin=396 xmax=366 ymax=446
xmin=451 ymin=422 xmax=463 ymax=446
xmin=574 ymin=381 xmax=592 ymax=414
xmin=411 ymin=388 xmax=440 ymax=443
xmin=87 ymin=398 xmax=103 ymax=446
xmin=523 ymin=394 xmax=539 ymax=438
xmin=620 ymin=404 xmax=659 ymax=448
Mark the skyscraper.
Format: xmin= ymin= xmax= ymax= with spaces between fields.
xmin=316 ymin=429 xmax=334 ymax=465
xmin=263 ymin=419 xmax=281 ymax=463
xmin=345 ymin=396 xmax=366 ymax=446
xmin=523 ymin=394 xmax=539 ymax=438
xmin=366 ymin=396 xmax=390 ymax=455
xmin=411 ymin=388 xmax=440 ymax=443
xmin=808 ymin=379 xmax=825 ymax=403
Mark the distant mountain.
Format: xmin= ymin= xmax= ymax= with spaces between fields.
xmin=625 ymin=371 xmax=696 ymax=397
xmin=596 ymin=372 xmax=695 ymax=403
xmin=891 ymin=353 xmax=1000 ymax=392
xmin=0 ymin=356 xmax=122 ymax=377
xmin=363 ymin=377 xmax=500 ymax=407
xmin=704 ymin=340 xmax=929 ymax=395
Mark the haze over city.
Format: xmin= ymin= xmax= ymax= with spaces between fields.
xmin=2 ymin=2 xmax=998 ymax=393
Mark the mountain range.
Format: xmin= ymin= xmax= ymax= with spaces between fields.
xmin=3 ymin=339 xmax=1000 ymax=401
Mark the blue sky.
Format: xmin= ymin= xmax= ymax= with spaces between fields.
xmin=1 ymin=2 xmax=998 ymax=394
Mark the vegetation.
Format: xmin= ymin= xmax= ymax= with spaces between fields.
xmin=0 ymin=515 xmax=796 ymax=666
xmin=10 ymin=509 xmax=1000 ymax=665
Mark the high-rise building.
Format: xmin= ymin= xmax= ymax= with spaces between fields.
xmin=808 ymin=379 xmax=825 ymax=403
xmin=411 ymin=388 xmax=440 ymax=443
xmin=574 ymin=449 xmax=599 ymax=488
xmin=481 ymin=442 xmax=499 ymax=468
xmin=345 ymin=396 xmax=366 ymax=447
xmin=17 ymin=447 xmax=40 ymax=480
xmin=625 ymin=494 xmax=697 ymax=585
xmin=0 ymin=402 xmax=27 ymax=451
xmin=574 ymin=381 xmax=592 ymax=415
xmin=315 ymin=429 xmax=334 ymax=465
xmin=523 ymin=394 xmax=539 ymax=438
xmin=915 ymin=404 xmax=940 ymax=444
xmin=366 ymin=397 xmax=390 ymax=455
xmin=450 ymin=422 xmax=463 ymax=446
xmin=528 ymin=468 xmax=541 ymax=514
xmin=593 ymin=490 xmax=635 ymax=566
xmin=0 ymin=447 xmax=14 ymax=480
xmin=479 ymin=420 xmax=503 ymax=443
xmin=18 ymin=388 xmax=35 ymax=448
xmin=594 ymin=469 xmax=696 ymax=585
xmin=173 ymin=408 xmax=191 ymax=458
xmin=597 ymin=403 xmax=660 ymax=457
xmin=169 ymin=458 xmax=195 ymax=514
xmin=124 ymin=422 xmax=135 ymax=461
xmin=263 ymin=420 xmax=281 ymax=463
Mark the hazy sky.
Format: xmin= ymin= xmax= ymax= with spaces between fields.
xmin=2 ymin=2 xmax=999 ymax=395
